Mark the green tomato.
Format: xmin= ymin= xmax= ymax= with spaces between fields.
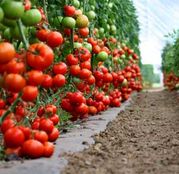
xmin=110 ymin=25 xmax=117 ymax=34
xmin=62 ymin=17 xmax=76 ymax=29
xmin=22 ymin=9 xmax=42 ymax=26
xmin=121 ymin=54 xmax=126 ymax=59
xmin=0 ymin=7 xmax=4 ymax=22
xmin=3 ymin=27 xmax=11 ymax=40
xmin=99 ymin=27 xmax=105 ymax=35
xmin=74 ymin=42 xmax=82 ymax=49
xmin=86 ymin=10 xmax=96 ymax=21
xmin=90 ymin=5 xmax=95 ymax=11
xmin=118 ymin=58 xmax=123 ymax=65
xmin=1 ymin=0 xmax=24 ymax=20
xmin=83 ymin=42 xmax=92 ymax=52
xmin=122 ymin=78 xmax=128 ymax=87
xmin=2 ymin=17 xmax=16 ymax=27
xmin=10 ymin=24 xmax=27 ymax=40
xmin=72 ymin=0 xmax=80 ymax=8
xmin=96 ymin=51 xmax=108 ymax=61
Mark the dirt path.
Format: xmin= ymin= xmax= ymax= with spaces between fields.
xmin=62 ymin=91 xmax=179 ymax=174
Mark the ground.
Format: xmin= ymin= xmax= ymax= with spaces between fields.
xmin=62 ymin=90 xmax=179 ymax=174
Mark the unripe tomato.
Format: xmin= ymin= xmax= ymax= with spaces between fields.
xmin=22 ymin=9 xmax=42 ymax=26
xmin=62 ymin=17 xmax=76 ymax=29
xmin=2 ymin=1 xmax=24 ymax=20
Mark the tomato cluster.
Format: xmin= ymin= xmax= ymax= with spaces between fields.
xmin=163 ymin=72 xmax=179 ymax=90
xmin=0 ymin=0 xmax=142 ymax=160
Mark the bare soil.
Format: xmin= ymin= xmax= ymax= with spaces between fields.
xmin=62 ymin=91 xmax=179 ymax=174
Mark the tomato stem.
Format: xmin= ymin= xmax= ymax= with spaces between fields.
xmin=43 ymin=0 xmax=49 ymax=23
xmin=17 ymin=19 xmax=29 ymax=50
xmin=0 ymin=93 xmax=22 ymax=125
xmin=70 ymin=29 xmax=74 ymax=51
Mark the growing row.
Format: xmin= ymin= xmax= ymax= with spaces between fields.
xmin=0 ymin=0 xmax=142 ymax=159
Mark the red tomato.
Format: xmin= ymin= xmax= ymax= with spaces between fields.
xmin=18 ymin=126 xmax=31 ymax=140
xmin=79 ymin=68 xmax=92 ymax=79
xmin=1 ymin=119 xmax=15 ymax=134
xmin=53 ymin=62 xmax=67 ymax=75
xmin=39 ymin=118 xmax=54 ymax=134
xmin=70 ymin=65 xmax=81 ymax=76
xmin=0 ymin=99 xmax=6 ymax=109
xmin=87 ymin=37 xmax=97 ymax=46
xmin=4 ymin=127 xmax=25 ymax=148
xmin=50 ymin=114 xmax=59 ymax=125
xmin=80 ymin=61 xmax=91 ymax=70
xmin=66 ymin=54 xmax=78 ymax=65
xmin=34 ymin=130 xmax=48 ymax=143
xmin=5 ymin=147 xmax=22 ymax=157
xmin=36 ymin=29 xmax=49 ymax=42
xmin=103 ymin=73 xmax=113 ymax=83
xmin=22 ymin=86 xmax=38 ymax=102
xmin=69 ymin=92 xmax=85 ymax=106
xmin=41 ymin=74 xmax=53 ymax=88
xmin=86 ymin=75 xmax=95 ymax=85
xmin=0 ymin=42 xmax=16 ymax=64
xmin=53 ymin=74 xmax=66 ymax=87
xmin=75 ymin=103 xmax=88 ymax=115
xmin=61 ymin=98 xmax=74 ymax=112
xmin=64 ymin=5 xmax=76 ymax=17
xmin=4 ymin=74 xmax=26 ymax=93
xmin=93 ymin=71 xmax=104 ymax=80
xmin=47 ymin=31 xmax=63 ymax=48
xmin=88 ymin=106 xmax=97 ymax=115
xmin=79 ymin=27 xmax=89 ymax=37
xmin=43 ymin=142 xmax=54 ymax=157
xmin=6 ymin=59 xmax=26 ymax=74
xmin=27 ymin=43 xmax=54 ymax=71
xmin=48 ymin=127 xmax=59 ymax=142
xmin=26 ymin=70 xmax=44 ymax=86
xmin=22 ymin=139 xmax=44 ymax=158
xmin=45 ymin=104 xmax=57 ymax=115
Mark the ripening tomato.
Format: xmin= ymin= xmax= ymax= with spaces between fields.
xmin=22 ymin=139 xmax=44 ymax=158
xmin=39 ymin=118 xmax=54 ymax=134
xmin=47 ymin=31 xmax=63 ymax=48
xmin=66 ymin=54 xmax=79 ymax=65
xmin=45 ymin=104 xmax=57 ymax=115
xmin=53 ymin=62 xmax=67 ymax=75
xmin=5 ymin=147 xmax=22 ymax=157
xmin=41 ymin=74 xmax=53 ymax=88
xmin=4 ymin=127 xmax=25 ymax=148
xmin=43 ymin=142 xmax=54 ymax=157
xmin=34 ymin=130 xmax=48 ymax=143
xmin=87 ymin=37 xmax=97 ymax=46
xmin=79 ymin=27 xmax=89 ymax=37
xmin=76 ymin=15 xmax=89 ymax=28
xmin=53 ymin=74 xmax=66 ymax=87
xmin=24 ymin=0 xmax=31 ymax=11
xmin=22 ymin=86 xmax=38 ymax=102
xmin=27 ymin=43 xmax=54 ymax=71
xmin=92 ymin=45 xmax=101 ymax=54
xmin=36 ymin=29 xmax=49 ymax=42
xmin=0 ymin=42 xmax=16 ymax=64
xmin=4 ymin=74 xmax=26 ymax=93
xmin=74 ymin=47 xmax=91 ymax=62
xmin=48 ymin=127 xmax=59 ymax=142
xmin=88 ymin=106 xmax=97 ymax=115
xmin=26 ymin=70 xmax=44 ymax=86
xmin=64 ymin=5 xmax=75 ymax=17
